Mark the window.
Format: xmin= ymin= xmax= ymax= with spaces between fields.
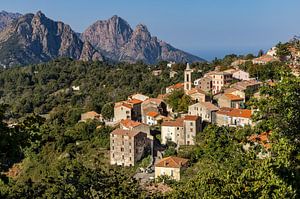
xmin=121 ymin=148 xmax=124 ymax=152
xmin=112 ymin=146 xmax=114 ymax=150
xmin=190 ymin=122 xmax=193 ymax=126
xmin=171 ymin=170 xmax=174 ymax=176
xmin=112 ymin=153 xmax=114 ymax=158
xmin=122 ymin=155 xmax=124 ymax=160
xmin=190 ymin=128 xmax=193 ymax=132
xmin=126 ymin=111 xmax=130 ymax=114
xmin=177 ymin=127 xmax=179 ymax=130
xmin=112 ymin=139 xmax=114 ymax=143
xmin=129 ymin=149 xmax=131 ymax=153
xmin=129 ymin=157 xmax=132 ymax=161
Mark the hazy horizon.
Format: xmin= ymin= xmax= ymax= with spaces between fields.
xmin=2 ymin=0 xmax=300 ymax=60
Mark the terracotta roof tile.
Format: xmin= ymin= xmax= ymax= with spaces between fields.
xmin=249 ymin=131 xmax=272 ymax=149
xmin=120 ymin=119 xmax=142 ymax=128
xmin=167 ymin=82 xmax=184 ymax=90
xmin=223 ymin=94 xmax=244 ymax=101
xmin=217 ymin=107 xmax=252 ymax=118
xmin=146 ymin=111 xmax=159 ymax=117
xmin=184 ymin=115 xmax=199 ymax=121
xmin=127 ymin=99 xmax=143 ymax=104
xmin=155 ymin=156 xmax=189 ymax=168
xmin=111 ymin=129 xmax=141 ymax=137
xmin=161 ymin=118 xmax=184 ymax=127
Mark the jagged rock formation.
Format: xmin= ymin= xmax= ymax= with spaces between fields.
xmin=0 ymin=11 xmax=102 ymax=67
xmin=0 ymin=11 xmax=21 ymax=32
xmin=82 ymin=16 xmax=205 ymax=64
xmin=0 ymin=11 xmax=204 ymax=67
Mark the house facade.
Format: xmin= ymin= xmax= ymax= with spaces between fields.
xmin=188 ymin=102 xmax=219 ymax=123
xmin=218 ymin=93 xmax=244 ymax=108
xmin=110 ymin=129 xmax=148 ymax=167
xmin=80 ymin=111 xmax=103 ymax=122
xmin=216 ymin=107 xmax=252 ymax=127
xmin=205 ymin=71 xmax=233 ymax=94
xmin=161 ymin=116 xmax=201 ymax=146
xmin=114 ymin=99 xmax=143 ymax=122
xmin=155 ymin=156 xmax=189 ymax=181
xmin=183 ymin=115 xmax=202 ymax=145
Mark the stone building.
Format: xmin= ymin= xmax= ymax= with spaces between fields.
xmin=110 ymin=129 xmax=148 ymax=167
xmin=155 ymin=156 xmax=189 ymax=181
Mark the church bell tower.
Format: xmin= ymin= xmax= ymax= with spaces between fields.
xmin=184 ymin=63 xmax=192 ymax=92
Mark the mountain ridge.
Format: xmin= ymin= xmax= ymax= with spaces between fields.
xmin=0 ymin=11 xmax=205 ymax=67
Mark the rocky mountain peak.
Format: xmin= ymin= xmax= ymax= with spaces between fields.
xmin=0 ymin=11 xmax=22 ymax=31
xmin=132 ymin=24 xmax=151 ymax=41
xmin=0 ymin=11 xmax=102 ymax=67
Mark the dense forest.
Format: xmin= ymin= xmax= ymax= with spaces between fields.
xmin=0 ymin=57 xmax=299 ymax=198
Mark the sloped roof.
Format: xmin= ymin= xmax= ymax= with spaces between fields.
xmin=82 ymin=111 xmax=100 ymax=117
xmin=127 ymin=99 xmax=143 ymax=104
xmin=223 ymin=94 xmax=244 ymax=101
xmin=184 ymin=115 xmax=200 ymax=121
xmin=161 ymin=118 xmax=184 ymax=127
xmin=111 ymin=129 xmax=141 ymax=137
xmin=249 ymin=131 xmax=272 ymax=149
xmin=120 ymin=119 xmax=142 ymax=128
xmin=186 ymin=87 xmax=206 ymax=95
xmin=155 ymin=156 xmax=189 ymax=168
xmin=146 ymin=111 xmax=159 ymax=117
xmin=217 ymin=107 xmax=252 ymax=118
xmin=166 ymin=82 xmax=184 ymax=90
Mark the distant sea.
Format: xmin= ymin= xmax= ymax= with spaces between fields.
xmin=189 ymin=47 xmax=270 ymax=62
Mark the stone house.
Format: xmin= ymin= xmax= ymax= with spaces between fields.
xmin=161 ymin=118 xmax=184 ymax=145
xmin=120 ymin=119 xmax=150 ymax=136
xmin=215 ymin=107 xmax=252 ymax=127
xmin=110 ymin=129 xmax=148 ymax=167
xmin=252 ymin=54 xmax=279 ymax=65
xmin=129 ymin=93 xmax=149 ymax=102
xmin=183 ymin=115 xmax=202 ymax=145
xmin=218 ymin=93 xmax=244 ymax=108
xmin=161 ymin=116 xmax=201 ymax=146
xmin=204 ymin=71 xmax=233 ymax=94
xmin=145 ymin=111 xmax=160 ymax=126
xmin=80 ymin=111 xmax=103 ymax=122
xmin=155 ymin=156 xmax=189 ymax=181
xmin=224 ymin=88 xmax=246 ymax=100
xmin=166 ymin=83 xmax=184 ymax=94
xmin=114 ymin=99 xmax=143 ymax=122
xmin=188 ymin=102 xmax=219 ymax=123
xmin=186 ymin=88 xmax=210 ymax=103
xmin=194 ymin=77 xmax=212 ymax=93
xmin=223 ymin=69 xmax=251 ymax=81
xmin=141 ymin=98 xmax=168 ymax=124
xmin=230 ymin=80 xmax=262 ymax=96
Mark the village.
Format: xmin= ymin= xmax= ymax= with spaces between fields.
xmin=77 ymin=49 xmax=288 ymax=184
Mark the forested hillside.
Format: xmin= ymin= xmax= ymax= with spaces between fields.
xmin=0 ymin=58 xmax=299 ymax=198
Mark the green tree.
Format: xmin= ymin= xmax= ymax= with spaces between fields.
xmin=101 ymin=102 xmax=114 ymax=120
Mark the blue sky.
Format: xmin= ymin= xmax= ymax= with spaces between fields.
xmin=2 ymin=0 xmax=300 ymax=60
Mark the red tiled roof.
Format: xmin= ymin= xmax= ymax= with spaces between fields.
xmin=184 ymin=115 xmax=199 ymax=121
xmin=186 ymin=87 xmax=206 ymax=95
xmin=127 ymin=99 xmax=143 ymax=104
xmin=217 ymin=107 xmax=252 ymax=118
xmin=155 ymin=156 xmax=189 ymax=168
xmin=143 ymin=98 xmax=163 ymax=105
xmin=120 ymin=119 xmax=142 ymax=128
xmin=161 ymin=118 xmax=184 ymax=127
xmin=167 ymin=82 xmax=184 ymax=90
xmin=249 ymin=131 xmax=272 ymax=149
xmin=115 ymin=102 xmax=133 ymax=109
xmin=146 ymin=111 xmax=159 ymax=117
xmin=223 ymin=94 xmax=244 ymax=101
xmin=111 ymin=129 xmax=140 ymax=137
